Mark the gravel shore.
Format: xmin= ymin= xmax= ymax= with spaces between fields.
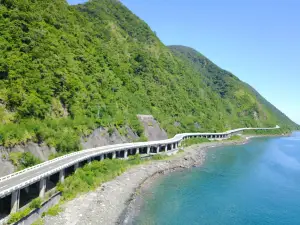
xmin=44 ymin=139 xmax=248 ymax=225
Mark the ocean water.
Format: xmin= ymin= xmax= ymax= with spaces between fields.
xmin=132 ymin=133 xmax=300 ymax=225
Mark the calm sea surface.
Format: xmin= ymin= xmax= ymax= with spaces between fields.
xmin=133 ymin=133 xmax=300 ymax=225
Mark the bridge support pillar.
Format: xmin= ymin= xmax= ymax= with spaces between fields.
xmin=74 ymin=162 xmax=79 ymax=172
xmin=11 ymin=189 xmax=20 ymax=213
xmin=59 ymin=169 xmax=65 ymax=183
xmin=156 ymin=146 xmax=160 ymax=153
xmin=24 ymin=186 xmax=29 ymax=194
xmin=165 ymin=145 xmax=168 ymax=152
xmin=147 ymin=146 xmax=150 ymax=155
xmin=136 ymin=148 xmax=140 ymax=155
xmin=87 ymin=158 xmax=91 ymax=164
xmin=124 ymin=150 xmax=128 ymax=159
xmin=112 ymin=152 xmax=116 ymax=159
xmin=100 ymin=154 xmax=104 ymax=161
xmin=39 ymin=178 xmax=46 ymax=199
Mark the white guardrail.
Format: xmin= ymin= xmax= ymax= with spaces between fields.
xmin=0 ymin=126 xmax=279 ymax=198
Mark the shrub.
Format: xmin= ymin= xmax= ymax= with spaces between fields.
xmin=19 ymin=152 xmax=42 ymax=169
xmin=227 ymin=135 xmax=242 ymax=141
xmin=29 ymin=197 xmax=42 ymax=209
xmin=128 ymin=154 xmax=141 ymax=165
xmin=108 ymin=127 xmax=114 ymax=136
xmin=8 ymin=208 xmax=31 ymax=224
xmin=137 ymin=135 xmax=148 ymax=142
xmin=152 ymin=154 xmax=167 ymax=160
xmin=43 ymin=205 xmax=62 ymax=217
xmin=9 ymin=152 xmax=42 ymax=170
xmin=181 ymin=137 xmax=210 ymax=147
xmin=9 ymin=152 xmax=23 ymax=166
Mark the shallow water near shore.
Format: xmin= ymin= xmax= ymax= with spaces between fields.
xmin=132 ymin=134 xmax=300 ymax=225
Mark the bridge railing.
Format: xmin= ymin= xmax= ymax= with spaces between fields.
xmin=0 ymin=126 xmax=279 ymax=197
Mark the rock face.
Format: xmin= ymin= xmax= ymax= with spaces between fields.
xmin=137 ymin=115 xmax=168 ymax=141
xmin=0 ymin=143 xmax=57 ymax=177
xmin=0 ymin=155 xmax=14 ymax=177
xmin=10 ymin=143 xmax=57 ymax=161
xmin=0 ymin=126 xmax=140 ymax=177
xmin=81 ymin=126 xmax=139 ymax=149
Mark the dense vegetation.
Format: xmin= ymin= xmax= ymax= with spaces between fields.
xmin=8 ymin=152 xmax=41 ymax=170
xmin=243 ymin=129 xmax=289 ymax=136
xmin=181 ymin=137 xmax=210 ymax=147
xmin=0 ymin=0 xmax=298 ymax=154
xmin=56 ymin=155 xmax=164 ymax=201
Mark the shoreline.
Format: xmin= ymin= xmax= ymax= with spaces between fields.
xmin=117 ymin=138 xmax=250 ymax=225
xmin=43 ymin=135 xmax=282 ymax=225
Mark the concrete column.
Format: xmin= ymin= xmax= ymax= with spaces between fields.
xmin=59 ymin=169 xmax=65 ymax=183
xmin=165 ymin=145 xmax=168 ymax=152
xmin=24 ymin=186 xmax=29 ymax=194
xmin=74 ymin=162 xmax=79 ymax=171
xmin=124 ymin=150 xmax=128 ymax=159
xmin=39 ymin=178 xmax=46 ymax=198
xmin=11 ymin=189 xmax=20 ymax=213
xmin=147 ymin=146 xmax=150 ymax=154
xmin=112 ymin=151 xmax=116 ymax=159
xmin=136 ymin=148 xmax=140 ymax=155
xmin=156 ymin=146 xmax=160 ymax=153
xmin=87 ymin=158 xmax=91 ymax=164
xmin=100 ymin=154 xmax=104 ymax=161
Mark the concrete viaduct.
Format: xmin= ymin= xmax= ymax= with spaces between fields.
xmin=0 ymin=126 xmax=279 ymax=221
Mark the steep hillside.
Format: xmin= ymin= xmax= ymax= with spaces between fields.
xmin=0 ymin=0 xmax=297 ymax=154
xmin=169 ymin=45 xmax=298 ymax=131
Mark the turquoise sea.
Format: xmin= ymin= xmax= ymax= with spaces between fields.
xmin=133 ymin=134 xmax=300 ymax=225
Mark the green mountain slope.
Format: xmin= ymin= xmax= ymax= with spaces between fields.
xmin=169 ymin=45 xmax=298 ymax=131
xmin=0 ymin=0 xmax=297 ymax=153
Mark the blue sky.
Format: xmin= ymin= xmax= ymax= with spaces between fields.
xmin=68 ymin=0 xmax=300 ymax=125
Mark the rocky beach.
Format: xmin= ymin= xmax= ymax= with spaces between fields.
xmin=43 ymin=138 xmax=249 ymax=225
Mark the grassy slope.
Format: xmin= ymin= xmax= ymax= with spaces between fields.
xmin=0 ymin=0 xmax=297 ymax=154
